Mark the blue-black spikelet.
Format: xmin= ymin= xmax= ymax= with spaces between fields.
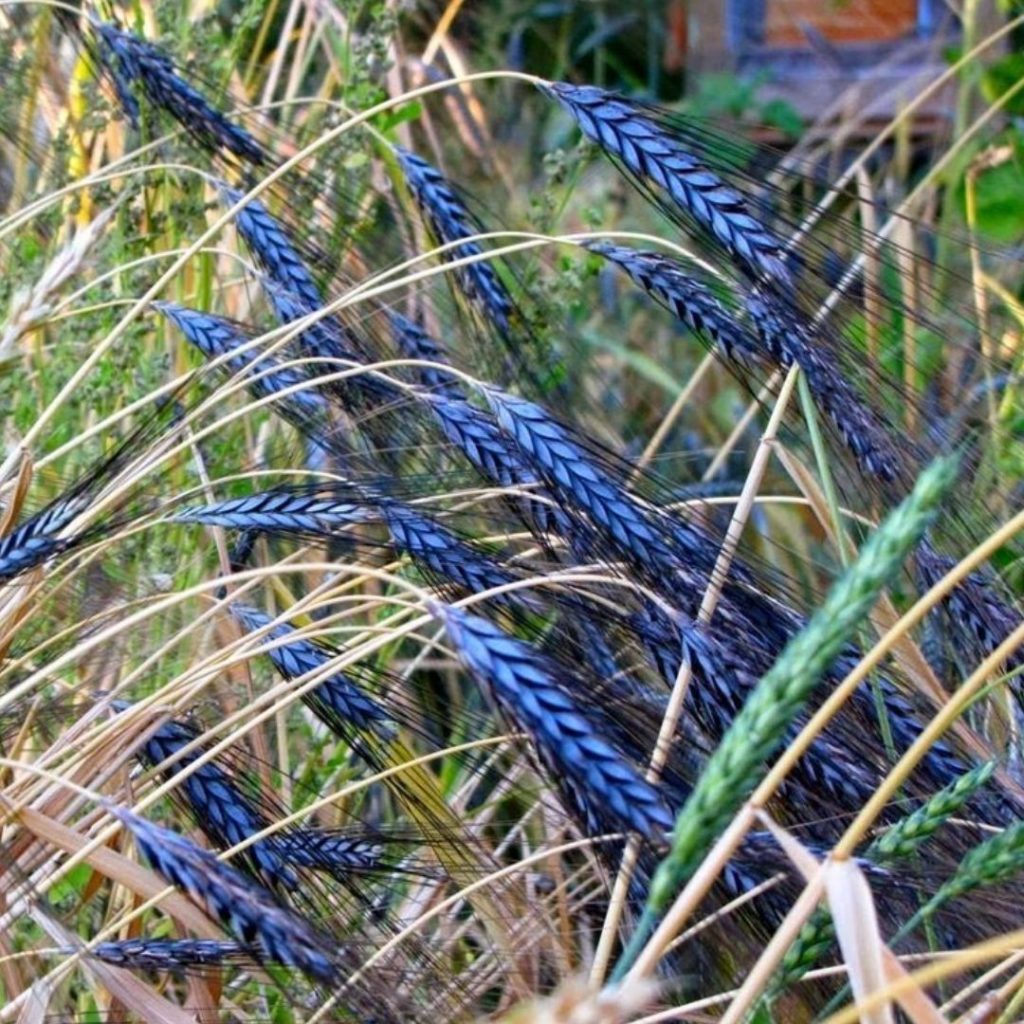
xmin=109 ymin=807 xmax=340 ymax=985
xmin=155 ymin=302 xmax=326 ymax=412
xmin=394 ymin=146 xmax=514 ymax=332
xmin=378 ymin=501 xmax=537 ymax=609
xmin=434 ymin=602 xmax=675 ymax=842
xmin=272 ymin=832 xmax=385 ymax=877
xmin=124 ymin=707 xmax=389 ymax=883
xmin=544 ymin=82 xmax=789 ymax=284
xmin=94 ymin=23 xmax=264 ymax=164
xmin=745 ymin=287 xmax=904 ymax=482
xmin=422 ymin=393 xmax=571 ymax=540
xmin=0 ymin=496 xmax=87 ymax=582
xmin=218 ymin=185 xmax=323 ymax=311
xmin=173 ymin=490 xmax=369 ymax=533
xmin=481 ymin=385 xmax=721 ymax=581
xmin=83 ymin=938 xmax=245 ymax=971
xmin=917 ymin=542 xmax=1023 ymax=679
xmin=388 ymin=312 xmax=462 ymax=397
xmin=231 ymin=604 xmax=395 ymax=738
xmin=135 ymin=716 xmax=297 ymax=887
xmin=588 ymin=242 xmax=762 ymax=366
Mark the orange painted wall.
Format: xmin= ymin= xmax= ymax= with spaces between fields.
xmin=764 ymin=0 xmax=918 ymax=46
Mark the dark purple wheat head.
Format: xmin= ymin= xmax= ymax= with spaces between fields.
xmin=154 ymin=301 xmax=326 ymax=412
xmin=109 ymin=805 xmax=341 ymax=985
xmin=217 ymin=184 xmax=324 ymax=311
xmin=0 ymin=495 xmax=87 ymax=583
xmin=432 ymin=601 xmax=676 ymax=842
xmin=745 ymin=287 xmax=905 ymax=483
xmin=587 ymin=242 xmax=762 ymax=367
xmin=543 ymin=82 xmax=790 ymax=285
xmin=230 ymin=603 xmax=396 ymax=737
xmin=94 ymin=22 xmax=265 ymax=164
xmin=394 ymin=146 xmax=514 ymax=332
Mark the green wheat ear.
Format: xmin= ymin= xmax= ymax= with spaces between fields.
xmin=767 ymin=758 xmax=998 ymax=1002
xmin=614 ymin=454 xmax=961 ymax=979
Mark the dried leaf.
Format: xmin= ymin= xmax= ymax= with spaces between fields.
xmin=16 ymin=807 xmax=220 ymax=937
xmin=825 ymin=857 xmax=896 ymax=1024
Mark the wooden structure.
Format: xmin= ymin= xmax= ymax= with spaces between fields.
xmin=684 ymin=0 xmax=973 ymax=129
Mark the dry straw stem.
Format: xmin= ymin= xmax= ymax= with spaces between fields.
xmin=615 ymin=456 xmax=958 ymax=981
xmin=630 ymin=349 xmax=718 ymax=480
xmin=720 ymin=855 xmax=833 ymax=1024
xmin=721 ymin=817 xmax=946 ymax=1024
xmin=940 ymin=949 xmax=1024 ymax=1018
xmin=822 ymin=926 xmax=1024 ymax=1024
xmin=590 ymin=363 xmax=802 ymax=984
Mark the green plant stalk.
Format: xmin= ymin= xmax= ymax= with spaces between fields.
xmin=612 ymin=455 xmax=960 ymax=981
xmin=797 ymin=372 xmax=897 ymax=762
xmin=797 ymin=372 xmax=850 ymax=568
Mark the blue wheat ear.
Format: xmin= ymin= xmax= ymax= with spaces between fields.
xmin=271 ymin=831 xmax=386 ymax=877
xmin=0 ymin=495 xmax=88 ymax=583
xmin=0 ymin=405 xmax=182 ymax=583
xmin=230 ymin=603 xmax=396 ymax=738
xmin=216 ymin=185 xmax=388 ymax=375
xmin=587 ymin=242 xmax=763 ymax=366
xmin=218 ymin=184 xmax=417 ymax=415
xmin=154 ymin=302 xmax=326 ymax=412
xmin=388 ymin=312 xmax=463 ymax=397
xmin=421 ymin=393 xmax=568 ymax=537
xmin=257 ymin=282 xmax=406 ymax=416
xmin=590 ymin=241 xmax=906 ymax=485
xmin=376 ymin=498 xmax=542 ymax=609
xmin=173 ymin=490 xmax=371 ymax=533
xmin=394 ymin=146 xmax=514 ymax=332
xmin=217 ymin=185 xmax=323 ymax=310
xmin=108 ymin=805 xmax=341 ymax=985
xmin=479 ymin=385 xmax=725 ymax=591
xmin=432 ymin=601 xmax=676 ymax=842
xmin=917 ymin=540 xmax=1023 ymax=680
xmin=127 ymin=710 xmax=388 ymax=886
xmin=744 ymin=288 xmax=905 ymax=483
xmin=93 ymin=23 xmax=265 ymax=164
xmin=134 ymin=714 xmax=299 ymax=888
xmin=259 ymin=279 xmax=362 ymax=364
xmin=543 ymin=82 xmax=791 ymax=285
xmin=74 ymin=938 xmax=247 ymax=972
xmin=176 ymin=487 xmax=541 ymax=611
